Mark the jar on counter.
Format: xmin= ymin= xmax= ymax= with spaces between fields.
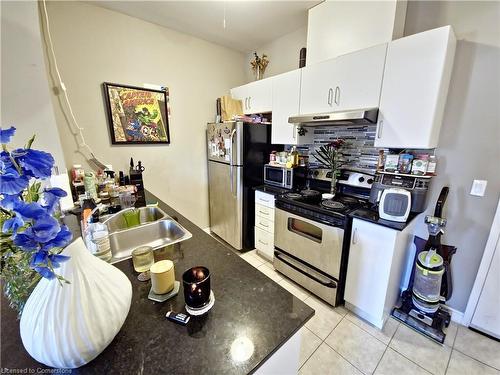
xmin=426 ymin=155 xmax=437 ymax=175
xmin=269 ymin=151 xmax=277 ymax=163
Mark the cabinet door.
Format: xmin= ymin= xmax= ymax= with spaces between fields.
xmin=247 ymin=78 xmax=273 ymax=114
xmin=272 ymin=70 xmax=301 ymax=145
xmin=334 ymin=44 xmax=387 ymax=111
xmin=230 ymin=84 xmax=251 ymax=113
xmin=300 ymin=59 xmax=337 ymax=114
xmin=345 ymin=219 xmax=397 ymax=326
xmin=375 ymin=26 xmax=456 ymax=149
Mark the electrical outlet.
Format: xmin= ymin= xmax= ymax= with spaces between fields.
xmin=470 ymin=180 xmax=487 ymax=197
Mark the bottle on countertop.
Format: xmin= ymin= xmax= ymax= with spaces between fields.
xmin=83 ymin=172 xmax=98 ymax=200
xmin=118 ymin=171 xmax=125 ymax=186
xmin=81 ymin=192 xmax=96 ymax=232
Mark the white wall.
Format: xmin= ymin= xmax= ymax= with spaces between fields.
xmin=1 ymin=1 xmax=65 ymax=169
xmin=245 ymin=26 xmax=307 ymax=82
xmin=403 ymin=1 xmax=500 ymax=313
xmin=41 ymin=1 xmax=247 ymax=228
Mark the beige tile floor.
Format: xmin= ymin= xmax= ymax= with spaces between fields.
xmin=241 ymin=249 xmax=500 ymax=375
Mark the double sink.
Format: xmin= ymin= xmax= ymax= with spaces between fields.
xmin=100 ymin=206 xmax=192 ymax=264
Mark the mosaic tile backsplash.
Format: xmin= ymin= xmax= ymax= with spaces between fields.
xmin=295 ymin=125 xmax=388 ymax=173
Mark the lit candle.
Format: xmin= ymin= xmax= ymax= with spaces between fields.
xmin=183 ymin=266 xmax=211 ymax=308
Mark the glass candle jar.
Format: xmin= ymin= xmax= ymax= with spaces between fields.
xmin=182 ymin=266 xmax=211 ymax=309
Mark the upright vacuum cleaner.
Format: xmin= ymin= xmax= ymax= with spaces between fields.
xmin=392 ymin=187 xmax=457 ymax=344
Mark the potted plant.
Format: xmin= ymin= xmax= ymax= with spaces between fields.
xmin=312 ymin=139 xmax=347 ymax=196
xmin=0 ymin=126 xmax=72 ymax=314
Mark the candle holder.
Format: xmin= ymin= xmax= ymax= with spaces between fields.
xmin=182 ymin=266 xmax=214 ymax=315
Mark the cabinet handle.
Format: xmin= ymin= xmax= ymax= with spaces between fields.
xmin=259 ymin=222 xmax=269 ymax=228
xmin=352 ymin=228 xmax=358 ymax=245
xmin=259 ymin=210 xmax=269 ymax=215
xmin=244 ymin=97 xmax=248 ymax=110
xmin=334 ymin=86 xmax=340 ymax=105
xmin=248 ymin=96 xmax=251 ymax=109
xmin=377 ymin=120 xmax=383 ymax=139
xmin=259 ymin=198 xmax=270 ymax=202
xmin=327 ymin=88 xmax=333 ymax=106
xmin=258 ymin=240 xmax=269 ymax=246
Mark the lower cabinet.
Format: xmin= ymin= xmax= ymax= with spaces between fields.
xmin=344 ymin=218 xmax=415 ymax=328
xmin=254 ymin=193 xmax=275 ymax=260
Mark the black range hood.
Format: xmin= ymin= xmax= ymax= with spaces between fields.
xmin=288 ymin=108 xmax=379 ymax=126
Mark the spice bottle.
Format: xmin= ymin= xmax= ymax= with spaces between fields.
xmin=426 ymin=155 xmax=437 ymax=175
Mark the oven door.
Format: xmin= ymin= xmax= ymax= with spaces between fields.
xmin=264 ymin=165 xmax=287 ymax=188
xmin=274 ymin=208 xmax=344 ymax=279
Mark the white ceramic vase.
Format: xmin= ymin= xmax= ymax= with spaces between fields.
xmin=20 ymin=237 xmax=132 ymax=369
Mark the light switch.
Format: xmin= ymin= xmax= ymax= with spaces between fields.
xmin=470 ymin=180 xmax=488 ymax=196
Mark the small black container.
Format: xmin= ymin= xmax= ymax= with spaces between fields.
xmin=182 ymin=266 xmax=211 ymax=308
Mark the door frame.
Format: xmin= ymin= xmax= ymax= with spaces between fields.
xmin=463 ymin=197 xmax=500 ymax=325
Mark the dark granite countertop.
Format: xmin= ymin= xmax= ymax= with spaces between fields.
xmin=253 ymin=184 xmax=291 ymax=196
xmin=350 ymin=207 xmax=421 ymax=231
xmin=1 ymin=191 xmax=313 ymax=374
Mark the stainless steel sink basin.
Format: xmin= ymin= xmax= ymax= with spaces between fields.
xmin=99 ymin=207 xmax=192 ymax=264
xmin=102 ymin=206 xmax=167 ymax=232
xmin=108 ymin=218 xmax=192 ymax=263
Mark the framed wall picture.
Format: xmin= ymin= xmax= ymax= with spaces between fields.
xmin=103 ymin=82 xmax=170 ymax=144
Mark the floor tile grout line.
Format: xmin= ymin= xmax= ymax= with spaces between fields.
xmin=323 ymin=339 xmax=372 ymax=375
xmin=372 ymin=344 xmax=389 ymax=375
xmin=388 ymin=325 xmax=446 ymax=375
xmin=343 ymin=313 xmax=399 ymax=347
xmin=451 ymin=347 xmax=500 ymax=372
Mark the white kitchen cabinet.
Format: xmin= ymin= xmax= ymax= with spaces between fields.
xmin=230 ymin=78 xmax=273 ymax=115
xmin=344 ymin=218 xmax=415 ymax=329
xmin=375 ymin=26 xmax=457 ymax=149
xmin=271 ymin=69 xmax=301 ymax=145
xmin=306 ymin=0 xmax=406 ymax=65
xmin=254 ymin=192 xmax=275 ymax=260
xmin=300 ymin=44 xmax=387 ymax=115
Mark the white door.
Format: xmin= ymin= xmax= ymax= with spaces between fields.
xmin=272 ymin=70 xmax=301 ymax=145
xmin=247 ymin=78 xmax=273 ymax=114
xmin=230 ymin=84 xmax=251 ymax=113
xmin=470 ymin=228 xmax=500 ymax=339
xmin=300 ymin=58 xmax=337 ymax=114
xmin=345 ymin=219 xmax=397 ymax=326
xmin=333 ymin=44 xmax=387 ymax=111
xmin=375 ymin=26 xmax=456 ymax=149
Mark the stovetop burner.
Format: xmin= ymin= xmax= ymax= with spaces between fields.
xmin=337 ymin=196 xmax=360 ymax=205
xmin=285 ymin=192 xmax=303 ymax=200
xmin=320 ymin=200 xmax=347 ymax=211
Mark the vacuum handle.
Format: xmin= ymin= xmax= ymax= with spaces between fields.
xmin=434 ymin=186 xmax=449 ymax=218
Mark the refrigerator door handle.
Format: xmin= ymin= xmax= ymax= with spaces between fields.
xmin=229 ymin=128 xmax=237 ymax=196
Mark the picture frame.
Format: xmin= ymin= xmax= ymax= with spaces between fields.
xmin=103 ymin=82 xmax=170 ymax=144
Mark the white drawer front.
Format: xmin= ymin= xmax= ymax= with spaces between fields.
xmin=255 ymin=204 xmax=275 ymax=221
xmin=255 ymin=227 xmax=274 ymax=259
xmin=255 ymin=216 xmax=275 ymax=234
xmin=255 ymin=191 xmax=275 ymax=208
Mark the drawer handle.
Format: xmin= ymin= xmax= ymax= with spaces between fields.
xmin=259 ymin=210 xmax=269 ymax=215
xmin=259 ymin=222 xmax=269 ymax=228
xmin=258 ymin=240 xmax=269 ymax=246
xmin=259 ymin=198 xmax=270 ymax=202
xmin=352 ymin=228 xmax=358 ymax=245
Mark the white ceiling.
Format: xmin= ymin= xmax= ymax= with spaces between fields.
xmin=88 ymin=1 xmax=321 ymax=53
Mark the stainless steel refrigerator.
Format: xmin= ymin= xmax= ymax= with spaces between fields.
xmin=207 ymin=122 xmax=279 ymax=250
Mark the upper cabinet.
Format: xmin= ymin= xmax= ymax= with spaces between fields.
xmin=375 ymin=26 xmax=457 ymax=149
xmin=230 ymin=78 xmax=272 ymax=115
xmin=300 ymin=44 xmax=387 ymax=115
xmin=306 ymin=0 xmax=406 ymax=65
xmin=271 ymin=70 xmax=301 ymax=145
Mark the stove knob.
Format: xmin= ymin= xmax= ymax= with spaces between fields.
xmin=313 ymin=170 xmax=319 ymax=176
xmin=367 ymin=178 xmax=374 ymax=185
xmin=326 ymin=171 xmax=332 ymax=178
xmin=358 ymin=177 xmax=365 ymax=183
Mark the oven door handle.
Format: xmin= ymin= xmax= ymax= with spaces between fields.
xmin=275 ymin=252 xmax=337 ymax=288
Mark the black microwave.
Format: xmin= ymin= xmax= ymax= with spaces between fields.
xmin=264 ymin=164 xmax=305 ymax=189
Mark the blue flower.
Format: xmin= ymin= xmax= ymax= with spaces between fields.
xmin=48 ymin=253 xmax=70 ymax=268
xmin=41 ymin=225 xmax=73 ymax=251
xmin=13 ymin=232 xmax=39 ymax=251
xmin=43 ymin=187 xmax=67 ymax=214
xmin=25 ymin=215 xmax=60 ymax=243
xmin=0 ymin=168 xmax=30 ymax=195
xmin=0 ymin=194 xmax=21 ymax=210
xmin=12 ymin=148 xmax=54 ymax=179
xmin=13 ymin=201 xmax=46 ymax=220
xmin=2 ymin=215 xmax=24 ymax=235
xmin=0 ymin=126 xmax=16 ymax=144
